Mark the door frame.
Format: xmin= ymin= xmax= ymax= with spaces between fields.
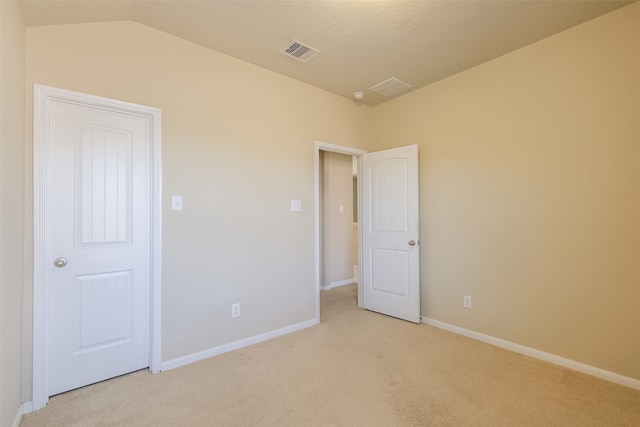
xmin=32 ymin=84 xmax=162 ymax=410
xmin=314 ymin=141 xmax=366 ymax=321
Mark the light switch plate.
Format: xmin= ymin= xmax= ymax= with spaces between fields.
xmin=172 ymin=195 xmax=183 ymax=211
xmin=290 ymin=200 xmax=302 ymax=212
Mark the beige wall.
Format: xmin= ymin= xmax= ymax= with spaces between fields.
xmin=0 ymin=1 xmax=26 ymax=425
xmin=24 ymin=20 xmax=369 ymax=389
xmin=321 ymin=151 xmax=355 ymax=286
xmin=369 ymin=2 xmax=640 ymax=379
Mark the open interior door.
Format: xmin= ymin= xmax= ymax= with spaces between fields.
xmin=361 ymin=145 xmax=420 ymax=323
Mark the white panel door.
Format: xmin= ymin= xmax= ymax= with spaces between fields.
xmin=362 ymin=145 xmax=420 ymax=323
xmin=47 ymin=99 xmax=151 ymax=395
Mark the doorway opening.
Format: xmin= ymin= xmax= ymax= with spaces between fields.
xmin=319 ymin=151 xmax=358 ymax=291
xmin=314 ymin=141 xmax=365 ymax=322
xmin=315 ymin=142 xmax=421 ymax=324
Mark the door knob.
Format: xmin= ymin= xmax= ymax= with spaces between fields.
xmin=408 ymin=240 xmax=416 ymax=246
xmin=53 ymin=257 xmax=68 ymax=268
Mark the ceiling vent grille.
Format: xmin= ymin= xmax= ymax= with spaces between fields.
xmin=281 ymin=40 xmax=320 ymax=63
xmin=369 ymin=77 xmax=412 ymax=98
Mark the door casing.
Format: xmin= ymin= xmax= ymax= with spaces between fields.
xmin=32 ymin=84 xmax=162 ymax=410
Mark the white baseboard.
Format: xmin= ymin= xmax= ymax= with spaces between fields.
xmin=161 ymin=318 xmax=318 ymax=371
xmin=330 ymin=278 xmax=355 ymax=288
xmin=421 ymin=317 xmax=640 ymax=391
xmin=12 ymin=402 xmax=33 ymax=427
xmin=321 ymin=278 xmax=356 ymax=291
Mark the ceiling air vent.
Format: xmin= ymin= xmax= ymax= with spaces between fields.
xmin=281 ymin=40 xmax=320 ymax=63
xmin=369 ymin=77 xmax=412 ymax=98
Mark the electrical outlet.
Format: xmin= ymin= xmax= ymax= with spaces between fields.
xmin=463 ymin=295 xmax=472 ymax=309
xmin=231 ymin=303 xmax=240 ymax=318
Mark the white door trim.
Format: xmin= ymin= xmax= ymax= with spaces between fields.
xmin=32 ymin=84 xmax=162 ymax=410
xmin=314 ymin=141 xmax=366 ymax=321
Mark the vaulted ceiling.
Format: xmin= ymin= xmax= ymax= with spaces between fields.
xmin=18 ymin=0 xmax=634 ymax=105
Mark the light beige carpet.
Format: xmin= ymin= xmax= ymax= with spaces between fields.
xmin=21 ymin=284 xmax=640 ymax=426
